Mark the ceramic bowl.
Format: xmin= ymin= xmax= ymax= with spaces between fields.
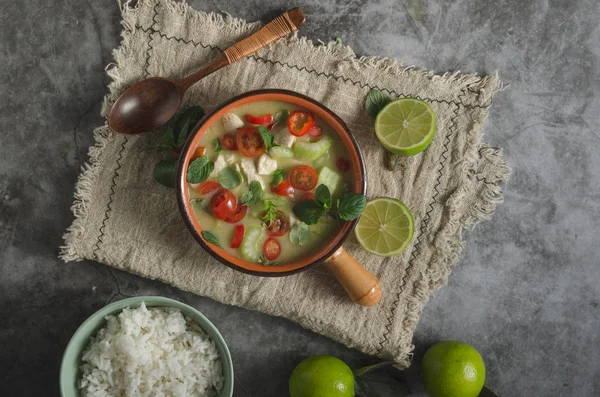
xmin=177 ymin=90 xmax=381 ymax=306
xmin=59 ymin=296 xmax=234 ymax=397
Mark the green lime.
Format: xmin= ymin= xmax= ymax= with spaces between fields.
xmin=421 ymin=341 xmax=486 ymax=397
xmin=375 ymin=98 xmax=436 ymax=156
xmin=354 ymin=197 xmax=414 ymax=257
xmin=289 ymin=355 xmax=354 ymax=397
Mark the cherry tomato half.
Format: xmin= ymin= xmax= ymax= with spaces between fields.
xmin=245 ymin=114 xmax=273 ymax=125
xmin=236 ymin=127 xmax=265 ymax=158
xmin=287 ymin=110 xmax=315 ymax=137
xmin=308 ymin=125 xmax=322 ymax=138
xmin=265 ymin=212 xmax=290 ymax=237
xmin=210 ymin=188 xmax=237 ymax=220
xmin=224 ymin=203 xmax=248 ymax=223
xmin=231 ymin=224 xmax=245 ymax=249
xmin=221 ymin=134 xmax=237 ymax=150
xmin=289 ymin=165 xmax=318 ymax=191
xmin=271 ymin=180 xmax=295 ymax=198
xmin=262 ymin=238 xmax=281 ymax=261
xmin=297 ymin=192 xmax=316 ymax=202
xmin=196 ymin=180 xmax=220 ymax=195
xmin=336 ymin=158 xmax=351 ymax=173
xmin=192 ymin=146 xmax=206 ymax=160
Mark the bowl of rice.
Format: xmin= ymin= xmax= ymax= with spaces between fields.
xmin=60 ymin=296 xmax=233 ymax=397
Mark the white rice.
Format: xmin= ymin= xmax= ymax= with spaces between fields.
xmin=79 ymin=302 xmax=224 ymax=397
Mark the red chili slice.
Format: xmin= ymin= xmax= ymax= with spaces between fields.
xmin=336 ymin=158 xmax=351 ymax=173
xmin=308 ymin=125 xmax=322 ymax=138
xmin=245 ymin=114 xmax=273 ymax=125
xmin=224 ymin=204 xmax=248 ymax=223
xmin=262 ymin=238 xmax=281 ymax=261
xmin=271 ymin=180 xmax=295 ymax=198
xmin=231 ymin=224 xmax=245 ymax=248
xmin=221 ymin=134 xmax=237 ymax=150
xmin=287 ymin=111 xmax=315 ymax=137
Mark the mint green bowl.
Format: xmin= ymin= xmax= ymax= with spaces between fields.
xmin=59 ymin=296 xmax=234 ymax=397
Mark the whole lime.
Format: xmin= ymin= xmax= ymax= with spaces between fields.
xmin=421 ymin=341 xmax=485 ymax=397
xmin=289 ymin=355 xmax=355 ymax=397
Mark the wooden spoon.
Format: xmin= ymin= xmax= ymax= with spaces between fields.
xmin=108 ymin=8 xmax=305 ymax=135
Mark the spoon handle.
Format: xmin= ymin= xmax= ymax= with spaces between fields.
xmin=177 ymin=8 xmax=305 ymax=92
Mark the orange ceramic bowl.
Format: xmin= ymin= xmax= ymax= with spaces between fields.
xmin=176 ymin=89 xmax=366 ymax=277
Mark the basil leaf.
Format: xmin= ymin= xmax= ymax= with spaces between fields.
xmin=153 ymin=158 xmax=177 ymax=188
xmin=293 ymin=200 xmax=325 ymax=225
xmin=257 ymin=125 xmax=275 ymax=151
xmin=217 ymin=166 xmax=242 ymax=189
xmin=365 ymin=89 xmax=391 ymax=120
xmin=271 ymin=169 xmax=284 ymax=187
xmin=315 ymin=184 xmax=332 ymax=210
xmin=274 ymin=109 xmax=290 ymax=124
xmin=190 ymin=198 xmax=209 ymax=213
xmin=213 ymin=137 xmax=223 ymax=153
xmin=174 ymin=106 xmax=205 ymax=148
xmin=240 ymin=180 xmax=263 ymax=205
xmin=337 ymin=193 xmax=367 ymax=221
xmin=160 ymin=126 xmax=177 ymax=147
xmin=354 ymin=361 xmax=398 ymax=377
xmin=187 ymin=156 xmax=214 ymax=184
xmin=201 ymin=230 xmax=222 ymax=248
xmin=289 ymin=222 xmax=311 ymax=246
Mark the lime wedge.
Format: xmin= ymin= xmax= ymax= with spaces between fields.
xmin=374 ymin=98 xmax=436 ymax=156
xmin=354 ymin=197 xmax=414 ymax=257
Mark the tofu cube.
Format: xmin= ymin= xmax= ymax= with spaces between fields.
xmin=257 ymin=153 xmax=278 ymax=175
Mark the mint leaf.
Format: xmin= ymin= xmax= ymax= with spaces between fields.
xmin=365 ymin=89 xmax=391 ymax=120
xmin=354 ymin=361 xmax=398 ymax=377
xmin=271 ymin=169 xmax=284 ymax=187
xmin=201 ymin=230 xmax=222 ymax=248
xmin=257 ymin=125 xmax=275 ymax=151
xmin=274 ymin=109 xmax=290 ymax=124
xmin=337 ymin=193 xmax=367 ymax=221
xmin=315 ymin=184 xmax=332 ymax=210
xmin=217 ymin=166 xmax=242 ymax=189
xmin=335 ymin=37 xmax=342 ymax=45
xmin=153 ymin=158 xmax=177 ymax=188
xmin=174 ymin=106 xmax=204 ymax=148
xmin=187 ymin=156 xmax=214 ymax=184
xmin=240 ymin=181 xmax=263 ymax=205
xmin=160 ymin=126 xmax=177 ymax=147
xmin=293 ymin=200 xmax=325 ymax=225
xmin=289 ymin=222 xmax=311 ymax=246
xmin=213 ymin=137 xmax=224 ymax=153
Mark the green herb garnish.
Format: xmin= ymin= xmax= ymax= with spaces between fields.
xmin=293 ymin=200 xmax=326 ymax=225
xmin=240 ymin=181 xmax=263 ymax=205
xmin=187 ymin=156 xmax=214 ymax=184
xmin=261 ymin=200 xmax=279 ymax=227
xmin=153 ymin=158 xmax=177 ymax=188
xmin=201 ymin=230 xmax=222 ymax=248
xmin=217 ymin=166 xmax=242 ymax=189
xmin=257 ymin=125 xmax=275 ymax=151
xmin=271 ymin=169 xmax=284 ymax=187
xmin=173 ymin=106 xmax=204 ymax=148
xmin=289 ymin=222 xmax=311 ymax=246
xmin=274 ymin=109 xmax=290 ymax=124
xmin=337 ymin=193 xmax=367 ymax=221
xmin=315 ymin=184 xmax=332 ymax=210
xmin=213 ymin=137 xmax=224 ymax=152
xmin=335 ymin=37 xmax=343 ymax=45
xmin=365 ymin=89 xmax=391 ymax=120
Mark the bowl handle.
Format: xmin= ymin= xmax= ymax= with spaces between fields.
xmin=324 ymin=247 xmax=382 ymax=306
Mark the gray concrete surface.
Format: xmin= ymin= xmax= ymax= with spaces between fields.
xmin=1 ymin=0 xmax=599 ymax=396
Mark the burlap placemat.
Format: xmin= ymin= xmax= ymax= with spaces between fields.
xmin=60 ymin=0 xmax=509 ymax=366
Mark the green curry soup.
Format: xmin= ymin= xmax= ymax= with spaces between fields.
xmin=188 ymin=100 xmax=354 ymax=265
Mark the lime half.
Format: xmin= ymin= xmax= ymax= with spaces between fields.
xmin=375 ymin=98 xmax=436 ymax=156
xmin=354 ymin=198 xmax=414 ymax=257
